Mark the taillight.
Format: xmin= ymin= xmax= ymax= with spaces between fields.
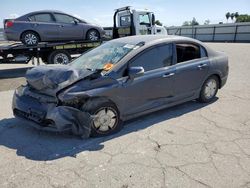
xmin=5 ymin=21 xmax=14 ymax=28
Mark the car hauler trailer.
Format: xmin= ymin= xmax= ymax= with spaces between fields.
xmin=0 ymin=40 xmax=101 ymax=64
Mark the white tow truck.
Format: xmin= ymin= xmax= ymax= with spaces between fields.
xmin=106 ymin=6 xmax=168 ymax=38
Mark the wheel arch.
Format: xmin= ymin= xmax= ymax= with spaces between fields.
xmin=81 ymin=96 xmax=121 ymax=117
xmin=20 ymin=30 xmax=41 ymax=41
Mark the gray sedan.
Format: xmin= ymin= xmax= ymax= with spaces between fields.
xmin=12 ymin=35 xmax=228 ymax=137
xmin=4 ymin=10 xmax=105 ymax=45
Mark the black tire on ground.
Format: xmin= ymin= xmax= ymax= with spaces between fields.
xmin=81 ymin=98 xmax=123 ymax=137
xmin=21 ymin=31 xmax=39 ymax=46
xmin=198 ymin=75 xmax=219 ymax=103
xmin=86 ymin=29 xmax=100 ymax=41
xmin=47 ymin=50 xmax=71 ymax=64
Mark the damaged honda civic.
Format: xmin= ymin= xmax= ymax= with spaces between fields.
xmin=12 ymin=35 xmax=229 ymax=138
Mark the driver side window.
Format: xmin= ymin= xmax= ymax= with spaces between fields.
xmin=139 ymin=14 xmax=150 ymax=25
xmin=130 ymin=44 xmax=173 ymax=72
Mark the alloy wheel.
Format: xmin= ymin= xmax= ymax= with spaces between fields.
xmin=93 ymin=107 xmax=118 ymax=133
xmin=88 ymin=31 xmax=99 ymax=41
xmin=24 ymin=33 xmax=38 ymax=45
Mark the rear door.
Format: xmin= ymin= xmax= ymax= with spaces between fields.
xmin=28 ymin=13 xmax=59 ymax=40
xmin=53 ymin=13 xmax=83 ymax=40
xmin=173 ymin=43 xmax=210 ymax=99
xmin=116 ymin=43 xmax=175 ymax=115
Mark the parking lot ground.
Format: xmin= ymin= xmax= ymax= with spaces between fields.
xmin=0 ymin=77 xmax=25 ymax=91
xmin=0 ymin=43 xmax=250 ymax=188
xmin=0 ymin=63 xmax=33 ymax=70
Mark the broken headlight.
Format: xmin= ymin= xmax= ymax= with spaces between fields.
xmin=15 ymin=85 xmax=26 ymax=96
xmin=62 ymin=98 xmax=80 ymax=107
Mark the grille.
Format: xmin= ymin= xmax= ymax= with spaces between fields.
xmin=14 ymin=109 xmax=56 ymax=128
xmin=14 ymin=109 xmax=44 ymax=123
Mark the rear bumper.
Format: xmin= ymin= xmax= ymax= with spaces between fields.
xmin=4 ymin=29 xmax=20 ymax=41
xmin=12 ymin=87 xmax=92 ymax=137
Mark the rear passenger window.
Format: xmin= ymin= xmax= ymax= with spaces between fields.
xmin=176 ymin=43 xmax=201 ymax=63
xmin=200 ymin=46 xmax=208 ymax=57
xmin=29 ymin=14 xmax=53 ymax=22
xmin=130 ymin=44 xmax=173 ymax=72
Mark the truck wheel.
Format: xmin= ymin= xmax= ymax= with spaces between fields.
xmin=81 ymin=98 xmax=123 ymax=137
xmin=21 ymin=31 xmax=39 ymax=46
xmin=86 ymin=29 xmax=100 ymax=41
xmin=48 ymin=50 xmax=71 ymax=64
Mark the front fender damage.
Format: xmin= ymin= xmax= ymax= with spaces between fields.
xmin=46 ymin=106 xmax=92 ymax=138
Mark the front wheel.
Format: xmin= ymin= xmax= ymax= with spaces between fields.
xmin=198 ymin=76 xmax=219 ymax=103
xmin=86 ymin=29 xmax=100 ymax=41
xmin=81 ymin=99 xmax=123 ymax=137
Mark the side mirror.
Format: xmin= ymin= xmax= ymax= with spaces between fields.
xmin=152 ymin=14 xmax=155 ymax=25
xmin=128 ymin=66 xmax=144 ymax=80
xmin=74 ymin=20 xmax=78 ymax=25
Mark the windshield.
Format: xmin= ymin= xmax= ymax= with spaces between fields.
xmin=70 ymin=42 xmax=138 ymax=72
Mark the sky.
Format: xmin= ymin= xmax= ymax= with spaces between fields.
xmin=0 ymin=0 xmax=250 ymax=27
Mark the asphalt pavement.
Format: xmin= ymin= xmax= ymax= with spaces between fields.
xmin=0 ymin=43 xmax=250 ymax=188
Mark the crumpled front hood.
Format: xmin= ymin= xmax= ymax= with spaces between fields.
xmin=26 ymin=65 xmax=93 ymax=96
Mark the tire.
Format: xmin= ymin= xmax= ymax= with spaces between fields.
xmin=21 ymin=31 xmax=39 ymax=46
xmin=86 ymin=29 xmax=100 ymax=41
xmin=81 ymin=98 xmax=123 ymax=137
xmin=198 ymin=75 xmax=219 ymax=103
xmin=47 ymin=50 xmax=71 ymax=64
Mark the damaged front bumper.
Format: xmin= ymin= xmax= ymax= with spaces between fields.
xmin=12 ymin=86 xmax=92 ymax=138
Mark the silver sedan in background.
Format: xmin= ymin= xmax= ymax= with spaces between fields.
xmin=4 ymin=10 xmax=105 ymax=45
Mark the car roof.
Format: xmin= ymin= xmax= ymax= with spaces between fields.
xmin=111 ymin=35 xmax=217 ymax=57
xmin=112 ymin=35 xmax=202 ymax=45
xmin=27 ymin=10 xmax=66 ymax=15
xmin=16 ymin=10 xmax=68 ymax=20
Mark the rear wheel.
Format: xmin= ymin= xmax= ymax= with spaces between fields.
xmin=21 ymin=31 xmax=39 ymax=46
xmin=86 ymin=29 xmax=100 ymax=41
xmin=47 ymin=50 xmax=71 ymax=64
xmin=198 ymin=75 xmax=219 ymax=103
xmin=81 ymin=99 xmax=123 ymax=137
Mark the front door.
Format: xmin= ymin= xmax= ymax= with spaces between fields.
xmin=53 ymin=13 xmax=83 ymax=40
xmin=116 ymin=43 xmax=175 ymax=116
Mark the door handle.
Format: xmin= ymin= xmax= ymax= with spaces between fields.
xmin=197 ymin=64 xmax=208 ymax=69
xmin=59 ymin=25 xmax=64 ymax=27
xmin=162 ymin=72 xmax=175 ymax=78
